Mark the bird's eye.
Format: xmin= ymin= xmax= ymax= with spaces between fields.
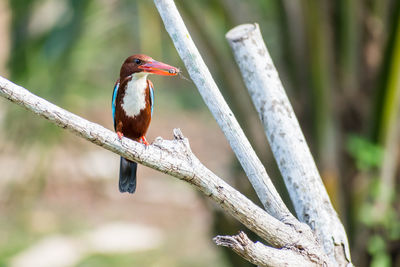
xmin=134 ymin=59 xmax=141 ymax=64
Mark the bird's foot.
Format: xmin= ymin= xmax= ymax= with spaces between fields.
xmin=140 ymin=136 xmax=150 ymax=146
xmin=117 ymin=131 xmax=124 ymax=140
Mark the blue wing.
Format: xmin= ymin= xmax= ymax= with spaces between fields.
xmin=112 ymin=81 xmax=119 ymax=130
xmin=149 ymin=82 xmax=154 ymax=116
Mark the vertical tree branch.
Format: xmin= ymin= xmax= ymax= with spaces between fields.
xmin=226 ymin=24 xmax=352 ymax=265
xmin=153 ymin=0 xmax=293 ymax=222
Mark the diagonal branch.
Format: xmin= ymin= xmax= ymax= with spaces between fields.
xmin=0 ymin=76 xmax=328 ymax=265
xmin=153 ymin=0 xmax=293 ymax=222
xmin=226 ymin=23 xmax=352 ymax=265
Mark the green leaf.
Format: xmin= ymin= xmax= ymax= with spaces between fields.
xmin=346 ymin=135 xmax=384 ymax=170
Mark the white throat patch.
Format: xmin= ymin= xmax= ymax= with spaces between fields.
xmin=122 ymin=72 xmax=148 ymax=117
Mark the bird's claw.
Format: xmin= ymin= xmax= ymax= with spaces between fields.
xmin=117 ymin=132 xmax=124 ymax=140
xmin=140 ymin=136 xmax=150 ymax=146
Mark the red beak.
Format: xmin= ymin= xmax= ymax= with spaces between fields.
xmin=139 ymin=60 xmax=179 ymax=76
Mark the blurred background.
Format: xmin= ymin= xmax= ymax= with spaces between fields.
xmin=0 ymin=0 xmax=399 ymax=266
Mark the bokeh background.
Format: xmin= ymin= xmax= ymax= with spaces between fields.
xmin=0 ymin=0 xmax=399 ymax=266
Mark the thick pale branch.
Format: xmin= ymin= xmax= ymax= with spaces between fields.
xmin=0 ymin=76 xmax=327 ymax=265
xmin=226 ymin=23 xmax=351 ymax=265
xmin=153 ymin=0 xmax=293 ymax=222
xmin=214 ymin=232 xmax=317 ymax=267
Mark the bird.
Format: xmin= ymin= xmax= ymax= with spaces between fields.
xmin=112 ymin=54 xmax=178 ymax=193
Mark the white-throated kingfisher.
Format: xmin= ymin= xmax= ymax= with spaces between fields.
xmin=112 ymin=54 xmax=178 ymax=193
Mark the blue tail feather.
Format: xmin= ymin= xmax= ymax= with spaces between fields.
xmin=119 ymin=157 xmax=137 ymax=193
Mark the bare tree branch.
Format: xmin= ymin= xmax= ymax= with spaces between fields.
xmin=214 ymin=232 xmax=318 ymax=267
xmin=226 ymin=23 xmax=352 ymax=266
xmin=153 ymin=0 xmax=294 ymax=222
xmin=0 ymin=75 xmax=328 ymax=265
xmin=152 ymin=1 xmax=338 ymax=265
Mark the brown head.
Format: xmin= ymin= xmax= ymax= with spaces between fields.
xmin=120 ymin=54 xmax=179 ymax=79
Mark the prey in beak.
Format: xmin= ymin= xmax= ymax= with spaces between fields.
xmin=139 ymin=60 xmax=179 ymax=76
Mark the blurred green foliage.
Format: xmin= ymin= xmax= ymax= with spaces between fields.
xmin=346 ymin=135 xmax=383 ymax=170
xmin=2 ymin=0 xmax=400 ymax=266
xmin=368 ymin=235 xmax=392 ymax=267
xmin=347 ymin=133 xmax=399 ymax=267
